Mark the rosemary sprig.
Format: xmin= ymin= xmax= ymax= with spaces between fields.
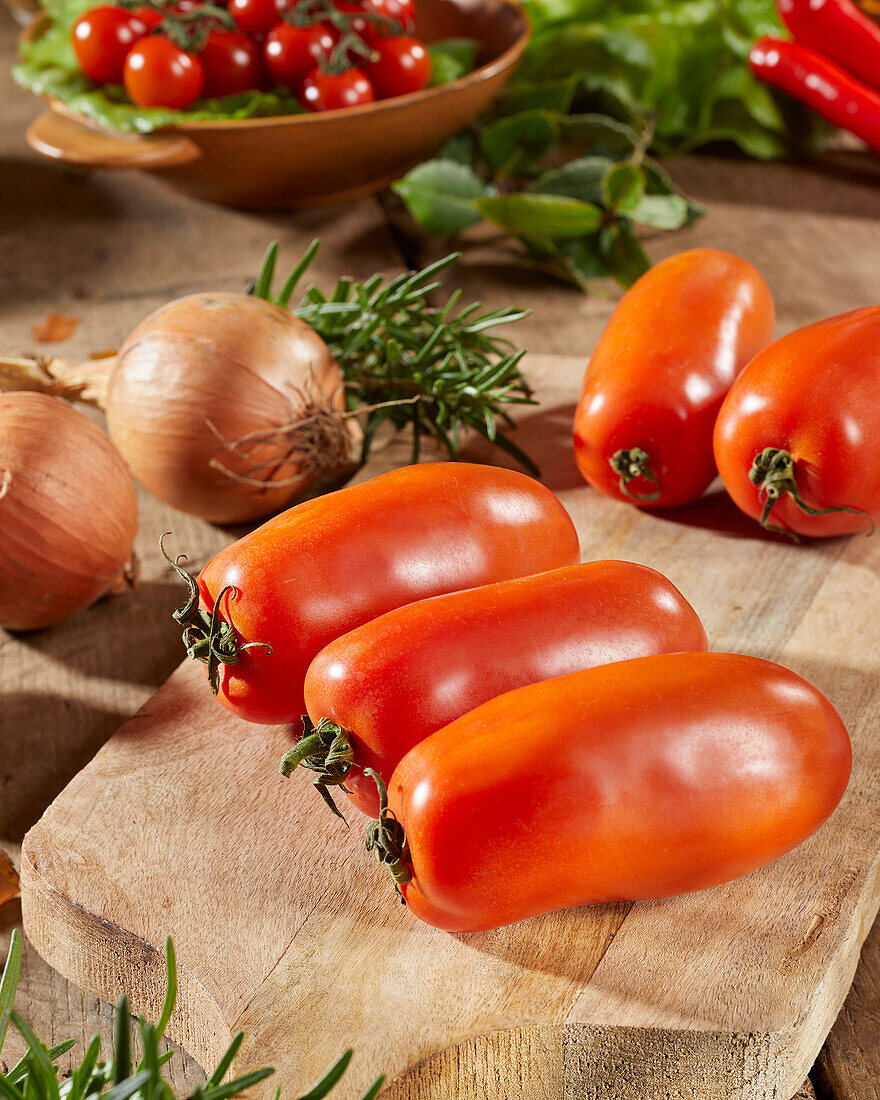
xmin=0 ymin=931 xmax=383 ymax=1100
xmin=253 ymin=241 xmax=539 ymax=475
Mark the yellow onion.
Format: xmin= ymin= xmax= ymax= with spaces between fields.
xmin=105 ymin=292 xmax=349 ymax=524
xmin=0 ymin=392 xmax=137 ymax=631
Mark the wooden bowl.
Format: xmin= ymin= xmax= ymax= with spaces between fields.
xmin=24 ymin=0 xmax=529 ymax=209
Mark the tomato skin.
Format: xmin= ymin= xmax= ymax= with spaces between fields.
xmin=301 ymin=66 xmax=375 ymax=110
xmin=71 ymin=6 xmax=148 ymax=84
xmin=197 ymin=463 xmax=580 ymax=725
xmin=714 ymin=306 xmax=880 ymax=538
xmin=124 ymin=37 xmax=205 ymax=108
xmin=200 ymin=30 xmax=263 ymax=96
xmin=229 ymin=0 xmax=279 ymax=35
xmin=305 ymin=560 xmax=708 ymax=815
xmin=573 ymin=249 xmax=775 ymax=509
xmin=264 ymin=22 xmax=336 ymax=89
xmin=364 ymin=36 xmax=429 ymax=98
xmin=387 ymin=652 xmax=851 ymax=933
xmin=132 ymin=5 xmax=164 ymax=30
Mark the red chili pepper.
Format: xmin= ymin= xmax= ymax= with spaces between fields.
xmin=777 ymin=0 xmax=880 ymax=93
xmin=750 ymin=36 xmax=880 ymax=152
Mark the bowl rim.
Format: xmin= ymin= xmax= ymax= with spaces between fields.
xmin=30 ymin=0 xmax=530 ymax=134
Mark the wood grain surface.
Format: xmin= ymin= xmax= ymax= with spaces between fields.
xmin=2 ymin=9 xmax=880 ymax=1097
xmin=17 ymin=346 xmax=880 ymax=1099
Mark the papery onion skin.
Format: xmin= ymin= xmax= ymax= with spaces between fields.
xmin=0 ymin=392 xmax=138 ymax=632
xmin=106 ymin=293 xmax=346 ymax=525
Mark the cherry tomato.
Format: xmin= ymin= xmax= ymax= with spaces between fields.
xmin=573 ymin=249 xmax=775 ymax=509
xmin=186 ymin=463 xmax=580 ymax=725
xmin=200 ymin=30 xmax=262 ymax=96
xmin=229 ymin=0 xmax=279 ymax=35
xmin=714 ymin=306 xmax=880 ymax=538
xmin=364 ymin=36 xmax=429 ymax=98
xmin=264 ymin=22 xmax=336 ymax=89
xmin=71 ymin=5 xmax=149 ymax=84
xmin=374 ymin=652 xmax=851 ymax=932
xmin=132 ymin=5 xmax=164 ymax=30
xmin=296 ymin=560 xmax=708 ymax=817
xmin=361 ymin=0 xmax=416 ymax=38
xmin=301 ymin=65 xmax=374 ymax=110
xmin=124 ymin=36 xmax=205 ymax=108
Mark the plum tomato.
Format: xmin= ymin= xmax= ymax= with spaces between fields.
xmin=124 ymin=36 xmax=205 ymax=108
xmin=264 ymin=22 xmax=336 ymax=89
xmin=71 ymin=5 xmax=149 ymax=84
xmin=229 ymin=0 xmax=279 ymax=35
xmin=200 ymin=30 xmax=263 ymax=96
xmin=301 ymin=65 xmax=375 ymax=110
xmin=364 ymin=35 xmax=429 ymax=97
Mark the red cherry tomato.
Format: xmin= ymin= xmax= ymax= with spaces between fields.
xmin=301 ymin=65 xmax=374 ymax=110
xmin=573 ymin=249 xmax=775 ymax=509
xmin=264 ymin=22 xmax=336 ymax=89
xmin=71 ymin=5 xmax=148 ymax=84
xmin=297 ymin=560 xmax=708 ymax=817
xmin=200 ymin=30 xmax=262 ymax=96
xmin=364 ymin=35 xmax=429 ymax=97
xmin=714 ymin=306 xmax=880 ymax=538
xmin=361 ymin=0 xmax=416 ymax=38
xmin=378 ymin=652 xmax=851 ymax=932
xmin=124 ymin=36 xmax=205 ymax=108
xmin=188 ymin=463 xmax=580 ymax=725
xmin=132 ymin=5 xmax=164 ymax=30
xmin=229 ymin=0 xmax=279 ymax=35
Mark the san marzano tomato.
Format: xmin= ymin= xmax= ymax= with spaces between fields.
xmin=573 ymin=249 xmax=775 ymax=509
xmin=177 ymin=463 xmax=580 ymax=725
xmin=295 ymin=559 xmax=708 ymax=816
xmin=370 ymin=652 xmax=851 ymax=933
xmin=714 ymin=305 xmax=880 ymax=538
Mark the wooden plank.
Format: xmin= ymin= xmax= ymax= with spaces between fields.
xmin=17 ymin=351 xmax=880 ymax=1100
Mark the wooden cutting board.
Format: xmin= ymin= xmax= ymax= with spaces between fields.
xmin=19 ymin=353 xmax=880 ymax=1100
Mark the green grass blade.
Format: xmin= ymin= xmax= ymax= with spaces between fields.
xmin=296 ymin=1050 xmax=352 ymax=1100
xmin=100 ymin=1069 xmax=152 ymax=1100
xmin=155 ymin=940 xmax=177 ymax=1042
xmin=253 ymin=241 xmax=279 ymax=301
xmin=202 ymin=1067 xmax=273 ymax=1100
xmin=278 ymin=239 xmax=321 ymax=307
xmin=356 ymin=1076 xmax=386 ymax=1100
xmin=206 ymin=1033 xmax=243 ymax=1088
xmin=113 ymin=996 xmax=131 ymax=1084
xmin=0 ymin=929 xmax=23 ymax=1055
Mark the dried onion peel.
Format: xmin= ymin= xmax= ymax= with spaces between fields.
xmin=106 ymin=292 xmax=349 ymax=524
xmin=0 ymin=392 xmax=137 ymax=631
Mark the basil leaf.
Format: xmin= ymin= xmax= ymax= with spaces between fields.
xmin=628 ymin=193 xmax=692 ymax=230
xmin=477 ymin=193 xmax=603 ymax=241
xmin=601 ymin=162 xmax=645 ymax=213
xmin=480 ymin=110 xmax=560 ymax=176
xmin=392 ymin=160 xmax=489 ymax=236
xmin=428 ymin=38 xmax=480 ymax=86
xmin=528 ymin=155 xmax=614 ymax=204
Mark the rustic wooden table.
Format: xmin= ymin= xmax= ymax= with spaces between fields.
xmin=1 ymin=9 xmax=879 ymax=1097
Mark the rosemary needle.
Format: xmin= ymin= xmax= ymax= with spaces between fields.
xmin=253 ymin=240 xmax=539 ymax=474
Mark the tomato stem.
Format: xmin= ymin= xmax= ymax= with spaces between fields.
xmin=279 ymin=716 xmax=354 ymax=824
xmin=748 ymin=447 xmax=874 ymax=539
xmin=609 ymin=447 xmax=661 ymax=502
xmin=160 ymin=533 xmax=272 ymax=695
xmin=364 ymin=768 xmax=410 ymax=904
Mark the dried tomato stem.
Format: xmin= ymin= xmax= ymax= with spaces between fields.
xmin=609 ymin=447 xmax=661 ymax=501
xmin=749 ymin=447 xmax=874 ymax=539
xmin=160 ymin=533 xmax=272 ymax=694
xmin=279 ymin=716 xmax=355 ymax=823
xmin=364 ymin=768 xmax=411 ymax=904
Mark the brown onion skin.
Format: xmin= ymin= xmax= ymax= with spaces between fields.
xmin=106 ymin=293 xmax=345 ymax=524
xmin=0 ymin=393 xmax=137 ymax=632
